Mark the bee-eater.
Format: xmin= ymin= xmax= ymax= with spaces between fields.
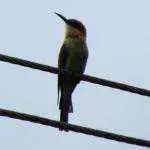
xmin=55 ymin=13 xmax=88 ymax=131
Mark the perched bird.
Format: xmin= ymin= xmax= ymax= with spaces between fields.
xmin=55 ymin=13 xmax=88 ymax=131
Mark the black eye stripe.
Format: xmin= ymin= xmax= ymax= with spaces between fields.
xmin=68 ymin=19 xmax=86 ymax=35
xmin=70 ymin=22 xmax=82 ymax=29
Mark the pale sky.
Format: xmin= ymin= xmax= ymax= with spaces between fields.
xmin=0 ymin=0 xmax=150 ymax=150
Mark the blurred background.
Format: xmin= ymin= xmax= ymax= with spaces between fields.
xmin=0 ymin=0 xmax=150 ymax=149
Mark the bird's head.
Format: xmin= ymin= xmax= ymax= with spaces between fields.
xmin=55 ymin=12 xmax=86 ymax=39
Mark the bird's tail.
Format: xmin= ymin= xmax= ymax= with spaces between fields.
xmin=59 ymin=93 xmax=73 ymax=131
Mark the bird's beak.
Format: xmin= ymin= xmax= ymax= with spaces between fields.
xmin=54 ymin=12 xmax=68 ymax=23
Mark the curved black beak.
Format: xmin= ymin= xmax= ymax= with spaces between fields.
xmin=54 ymin=12 xmax=68 ymax=23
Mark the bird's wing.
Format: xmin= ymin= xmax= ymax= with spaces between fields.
xmin=57 ymin=44 xmax=68 ymax=105
xmin=79 ymin=44 xmax=89 ymax=74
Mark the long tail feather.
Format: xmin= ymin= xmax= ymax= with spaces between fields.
xmin=59 ymin=93 xmax=72 ymax=131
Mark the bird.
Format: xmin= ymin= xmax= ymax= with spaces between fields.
xmin=55 ymin=13 xmax=89 ymax=131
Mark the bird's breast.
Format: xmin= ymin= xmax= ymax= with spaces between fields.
xmin=64 ymin=38 xmax=88 ymax=73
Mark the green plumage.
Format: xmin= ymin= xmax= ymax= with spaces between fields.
xmin=63 ymin=38 xmax=88 ymax=72
xmin=55 ymin=13 xmax=88 ymax=131
xmin=58 ymin=37 xmax=88 ymax=131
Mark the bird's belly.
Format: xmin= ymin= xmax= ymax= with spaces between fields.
xmin=66 ymin=50 xmax=84 ymax=73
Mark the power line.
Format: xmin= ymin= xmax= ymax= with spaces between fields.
xmin=0 ymin=54 xmax=150 ymax=97
xmin=0 ymin=108 xmax=150 ymax=148
xmin=0 ymin=54 xmax=150 ymax=147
